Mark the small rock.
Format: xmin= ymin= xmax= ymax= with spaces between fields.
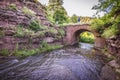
xmin=43 ymin=37 xmax=54 ymax=43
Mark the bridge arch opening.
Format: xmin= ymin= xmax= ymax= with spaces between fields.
xmin=64 ymin=25 xmax=106 ymax=48
xmin=73 ymin=29 xmax=95 ymax=44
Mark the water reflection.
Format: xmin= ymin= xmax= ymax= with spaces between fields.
xmin=79 ymin=42 xmax=94 ymax=50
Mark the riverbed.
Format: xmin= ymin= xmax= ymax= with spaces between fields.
xmin=0 ymin=43 xmax=110 ymax=80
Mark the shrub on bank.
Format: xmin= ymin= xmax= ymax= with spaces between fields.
xmin=29 ymin=20 xmax=46 ymax=31
xmin=0 ymin=42 xmax=63 ymax=58
xmin=22 ymin=7 xmax=35 ymax=16
xmin=80 ymin=32 xmax=95 ymax=44
xmin=14 ymin=43 xmax=63 ymax=58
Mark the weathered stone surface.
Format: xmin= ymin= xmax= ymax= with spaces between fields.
xmin=108 ymin=60 xmax=120 ymax=68
xmin=24 ymin=1 xmax=52 ymax=27
xmin=0 ymin=0 xmax=52 ymax=27
xmin=5 ymin=30 xmax=15 ymax=36
xmin=100 ymin=65 xmax=116 ymax=80
xmin=107 ymin=35 xmax=120 ymax=57
xmin=0 ymin=0 xmax=54 ymax=51
xmin=94 ymin=37 xmax=106 ymax=48
xmin=107 ymin=34 xmax=120 ymax=66
xmin=63 ymin=24 xmax=106 ymax=48
xmin=0 ymin=41 xmax=4 ymax=45
xmin=63 ymin=24 xmax=90 ymax=45
xmin=0 ymin=9 xmax=29 ymax=26
xmin=0 ymin=36 xmax=41 ymax=50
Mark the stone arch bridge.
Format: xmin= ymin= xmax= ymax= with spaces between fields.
xmin=63 ymin=24 xmax=106 ymax=48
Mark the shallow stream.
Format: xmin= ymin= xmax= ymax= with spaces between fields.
xmin=0 ymin=43 xmax=105 ymax=80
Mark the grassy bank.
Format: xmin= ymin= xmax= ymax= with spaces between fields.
xmin=0 ymin=43 xmax=63 ymax=58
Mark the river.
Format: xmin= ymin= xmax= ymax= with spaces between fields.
xmin=0 ymin=43 xmax=105 ymax=80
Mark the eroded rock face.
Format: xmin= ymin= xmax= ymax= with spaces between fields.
xmin=0 ymin=1 xmax=54 ymax=53
xmin=94 ymin=37 xmax=106 ymax=48
xmin=0 ymin=0 xmax=52 ymax=27
xmin=100 ymin=65 xmax=116 ymax=80
xmin=0 ymin=9 xmax=30 ymax=26
xmin=107 ymin=34 xmax=120 ymax=64
xmin=107 ymin=35 xmax=120 ymax=54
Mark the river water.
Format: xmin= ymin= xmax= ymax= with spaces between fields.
xmin=0 ymin=43 xmax=105 ymax=80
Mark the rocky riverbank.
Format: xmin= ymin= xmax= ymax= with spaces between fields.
xmin=0 ymin=0 xmax=65 ymax=57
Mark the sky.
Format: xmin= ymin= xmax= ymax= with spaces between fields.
xmin=39 ymin=0 xmax=100 ymax=17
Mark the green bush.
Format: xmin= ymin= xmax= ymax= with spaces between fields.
xmin=102 ymin=24 xmax=119 ymax=38
xmin=40 ymin=41 xmax=49 ymax=48
xmin=36 ymin=31 xmax=46 ymax=37
xmin=15 ymin=27 xmax=25 ymax=37
xmin=80 ymin=32 xmax=95 ymax=44
xmin=8 ymin=4 xmax=17 ymax=10
xmin=29 ymin=20 xmax=46 ymax=31
xmin=22 ymin=7 xmax=35 ymax=16
xmin=45 ymin=44 xmax=63 ymax=52
xmin=90 ymin=18 xmax=104 ymax=34
xmin=47 ymin=27 xmax=58 ymax=34
xmin=39 ymin=43 xmax=63 ymax=52
xmin=56 ymin=35 xmax=62 ymax=40
xmin=15 ymin=25 xmax=35 ymax=37
xmin=0 ymin=49 xmax=9 ymax=56
xmin=80 ymin=37 xmax=94 ymax=44
xmin=58 ymin=29 xmax=65 ymax=37
xmin=14 ymin=49 xmax=39 ymax=57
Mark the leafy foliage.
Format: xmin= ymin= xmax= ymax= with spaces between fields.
xmin=8 ymin=4 xmax=17 ymax=10
xmin=47 ymin=27 xmax=58 ymax=34
xmin=15 ymin=25 xmax=35 ymax=37
xmin=80 ymin=32 xmax=95 ymax=44
xmin=49 ymin=0 xmax=63 ymax=5
xmin=58 ymin=29 xmax=65 ymax=37
xmin=0 ymin=49 xmax=9 ymax=56
xmin=92 ymin=0 xmax=120 ymax=17
xmin=22 ymin=7 xmax=35 ymax=16
xmin=70 ymin=14 xmax=78 ymax=23
xmin=29 ymin=20 xmax=46 ymax=31
xmin=91 ymin=0 xmax=120 ymax=38
xmin=13 ymin=43 xmax=63 ymax=58
xmin=91 ymin=18 xmax=104 ymax=34
xmin=53 ymin=10 xmax=68 ymax=24
xmin=102 ymin=24 xmax=119 ymax=38
xmin=47 ymin=0 xmax=68 ymax=24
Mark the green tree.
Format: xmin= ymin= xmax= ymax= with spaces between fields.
xmin=53 ymin=9 xmax=68 ymax=24
xmin=71 ymin=14 xmax=78 ymax=23
xmin=92 ymin=0 xmax=120 ymax=18
xmin=91 ymin=0 xmax=120 ymax=38
xmin=47 ymin=0 xmax=68 ymax=24
xmin=49 ymin=0 xmax=63 ymax=5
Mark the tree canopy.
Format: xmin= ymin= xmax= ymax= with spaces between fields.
xmin=70 ymin=14 xmax=78 ymax=23
xmin=47 ymin=0 xmax=68 ymax=24
xmin=91 ymin=0 xmax=120 ymax=38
